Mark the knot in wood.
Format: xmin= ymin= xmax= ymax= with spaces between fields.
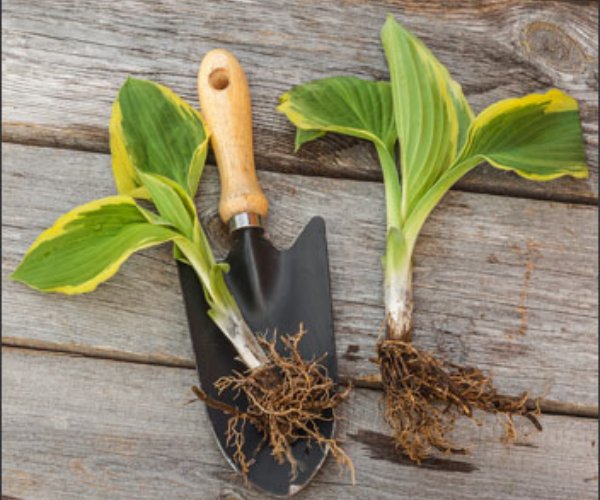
xmin=522 ymin=21 xmax=586 ymax=74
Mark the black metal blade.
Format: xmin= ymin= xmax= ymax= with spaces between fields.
xmin=177 ymin=216 xmax=336 ymax=497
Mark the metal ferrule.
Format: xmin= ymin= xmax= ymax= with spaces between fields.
xmin=229 ymin=212 xmax=263 ymax=232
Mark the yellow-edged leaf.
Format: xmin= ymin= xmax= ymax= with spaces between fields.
xmin=381 ymin=15 xmax=473 ymax=220
xmin=404 ymin=89 xmax=589 ymax=242
xmin=278 ymin=76 xmax=401 ymax=225
xmin=138 ymin=172 xmax=198 ymax=241
xmin=457 ymin=89 xmax=588 ymax=180
xmin=136 ymin=172 xmax=220 ymax=290
xmin=110 ymin=78 xmax=209 ymax=197
xmin=11 ymin=196 xmax=179 ymax=294
xmin=278 ymin=77 xmax=396 ymax=152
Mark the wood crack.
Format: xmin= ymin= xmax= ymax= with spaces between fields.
xmin=2 ymin=125 xmax=597 ymax=206
xmin=2 ymin=342 xmax=596 ymax=419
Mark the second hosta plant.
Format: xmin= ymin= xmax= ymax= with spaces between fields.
xmin=279 ymin=15 xmax=588 ymax=461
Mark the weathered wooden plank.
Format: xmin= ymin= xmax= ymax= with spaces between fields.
xmin=2 ymin=0 xmax=597 ymax=202
xmin=3 ymin=143 xmax=597 ymax=410
xmin=2 ymin=347 xmax=597 ymax=500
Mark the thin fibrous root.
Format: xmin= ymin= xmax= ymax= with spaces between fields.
xmin=377 ymin=339 xmax=542 ymax=463
xmin=193 ymin=327 xmax=354 ymax=482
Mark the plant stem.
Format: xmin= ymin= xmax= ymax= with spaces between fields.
xmin=375 ymin=142 xmax=415 ymax=340
xmin=376 ymin=143 xmax=403 ymax=229
xmin=384 ymin=240 xmax=414 ymax=341
xmin=176 ymin=238 xmax=269 ymax=369
xmin=209 ymin=308 xmax=269 ymax=370
xmin=383 ymin=157 xmax=483 ymax=341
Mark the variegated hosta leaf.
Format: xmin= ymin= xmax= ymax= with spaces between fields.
xmin=404 ymin=89 xmax=589 ymax=241
xmin=278 ymin=76 xmax=402 ymax=225
xmin=278 ymin=76 xmax=396 ymax=153
xmin=294 ymin=129 xmax=326 ymax=151
xmin=137 ymin=172 xmax=222 ymax=297
xmin=381 ymin=15 xmax=473 ymax=220
xmin=11 ymin=197 xmax=180 ymax=294
xmin=110 ymin=78 xmax=209 ymax=198
xmin=456 ymin=89 xmax=588 ymax=180
xmin=139 ymin=172 xmax=198 ymax=242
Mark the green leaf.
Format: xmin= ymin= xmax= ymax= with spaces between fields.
xmin=136 ymin=203 xmax=178 ymax=229
xmin=133 ymin=169 xmax=239 ymax=334
xmin=11 ymin=196 xmax=179 ymax=294
xmin=381 ymin=15 xmax=473 ymax=221
xmin=138 ymin=172 xmax=219 ymax=290
xmin=110 ymin=78 xmax=209 ymax=197
xmin=294 ymin=129 xmax=326 ymax=151
xmin=138 ymin=172 xmax=197 ymax=240
xmin=278 ymin=76 xmax=402 ymax=226
xmin=404 ymin=89 xmax=589 ymax=243
xmin=457 ymin=89 xmax=588 ymax=180
xmin=278 ymin=76 xmax=396 ymax=152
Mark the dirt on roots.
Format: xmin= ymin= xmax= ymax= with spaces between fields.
xmin=193 ymin=328 xmax=354 ymax=481
xmin=377 ymin=338 xmax=542 ymax=462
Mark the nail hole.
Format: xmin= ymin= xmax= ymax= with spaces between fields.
xmin=209 ymin=68 xmax=229 ymax=90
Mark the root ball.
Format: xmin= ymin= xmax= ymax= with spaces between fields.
xmin=193 ymin=327 xmax=354 ymax=481
xmin=377 ymin=339 xmax=542 ymax=462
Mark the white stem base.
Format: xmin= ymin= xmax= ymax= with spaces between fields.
xmin=384 ymin=266 xmax=413 ymax=341
xmin=214 ymin=310 xmax=269 ymax=370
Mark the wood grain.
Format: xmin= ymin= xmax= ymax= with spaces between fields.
xmin=2 ymin=347 xmax=598 ymax=500
xmin=2 ymin=0 xmax=597 ymax=202
xmin=198 ymin=49 xmax=269 ymax=223
xmin=3 ymin=143 xmax=597 ymax=410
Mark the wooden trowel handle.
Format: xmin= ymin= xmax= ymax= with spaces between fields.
xmin=198 ymin=49 xmax=268 ymax=226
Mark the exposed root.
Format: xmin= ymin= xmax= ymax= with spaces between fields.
xmin=377 ymin=339 xmax=542 ymax=462
xmin=193 ymin=327 xmax=354 ymax=482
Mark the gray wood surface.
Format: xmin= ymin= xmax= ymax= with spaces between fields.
xmin=3 ymin=143 xmax=597 ymax=411
xmin=2 ymin=0 xmax=598 ymax=202
xmin=3 ymin=347 xmax=598 ymax=500
xmin=2 ymin=1 xmax=598 ymax=498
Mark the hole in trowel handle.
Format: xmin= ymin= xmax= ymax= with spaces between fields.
xmin=209 ymin=68 xmax=229 ymax=90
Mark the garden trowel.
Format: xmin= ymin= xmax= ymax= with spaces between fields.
xmin=177 ymin=49 xmax=337 ymax=497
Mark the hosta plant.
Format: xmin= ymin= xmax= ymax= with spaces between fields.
xmin=279 ymin=15 xmax=588 ymax=461
xmin=12 ymin=78 xmax=351 ymax=477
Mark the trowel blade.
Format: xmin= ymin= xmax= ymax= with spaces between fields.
xmin=177 ymin=216 xmax=336 ymax=496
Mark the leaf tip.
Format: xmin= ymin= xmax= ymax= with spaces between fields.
xmin=278 ymin=91 xmax=290 ymax=104
xmin=122 ymin=75 xmax=135 ymax=90
xmin=381 ymin=13 xmax=399 ymax=35
xmin=544 ymin=88 xmax=579 ymax=114
xmin=384 ymin=12 xmax=396 ymax=24
xmin=571 ymin=164 xmax=590 ymax=179
xmin=9 ymin=268 xmax=22 ymax=283
xmin=276 ymin=92 xmax=291 ymax=116
xmin=9 ymin=264 xmax=40 ymax=292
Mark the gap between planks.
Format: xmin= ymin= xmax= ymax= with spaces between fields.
xmin=1 ymin=126 xmax=597 ymax=207
xmin=3 ymin=344 xmax=597 ymax=500
xmin=3 ymin=340 xmax=597 ymax=420
xmin=4 ymin=143 xmax=597 ymax=417
xmin=3 ymin=0 xmax=597 ymax=204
